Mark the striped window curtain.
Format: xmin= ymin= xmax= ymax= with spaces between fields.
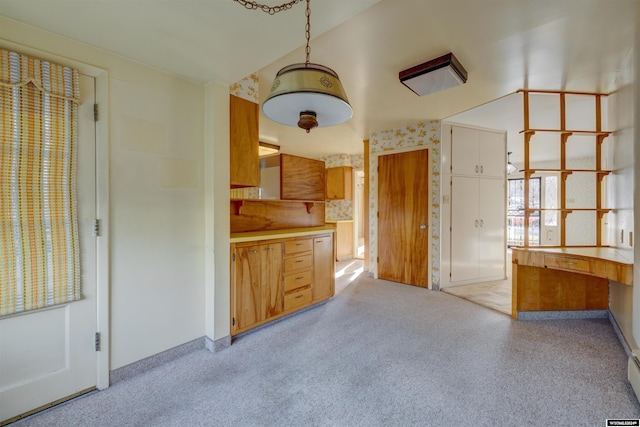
xmin=0 ymin=49 xmax=81 ymax=317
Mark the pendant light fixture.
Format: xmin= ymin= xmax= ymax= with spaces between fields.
xmin=234 ymin=0 xmax=352 ymax=133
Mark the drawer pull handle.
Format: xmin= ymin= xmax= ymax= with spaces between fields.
xmin=248 ymin=250 xmax=258 ymax=254
xmin=295 ymin=243 xmax=303 ymax=246
xmin=563 ymin=261 xmax=577 ymax=265
xmin=296 ymin=260 xmax=304 ymax=263
xmin=296 ymin=276 xmax=304 ymax=280
xmin=295 ymin=295 xmax=304 ymax=299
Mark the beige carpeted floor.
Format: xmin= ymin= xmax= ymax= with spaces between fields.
xmin=15 ymin=271 xmax=639 ymax=426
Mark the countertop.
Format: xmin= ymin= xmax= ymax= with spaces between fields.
xmin=230 ymin=226 xmax=334 ymax=243
xmin=511 ymin=246 xmax=633 ymax=265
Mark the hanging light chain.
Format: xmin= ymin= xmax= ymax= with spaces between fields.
xmin=233 ymin=0 xmax=313 ymax=64
xmin=233 ymin=0 xmax=303 ymax=15
xmin=305 ymin=0 xmax=311 ymax=64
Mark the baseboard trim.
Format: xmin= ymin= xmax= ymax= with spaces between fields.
xmin=609 ymin=311 xmax=632 ymax=358
xmin=205 ymin=335 xmax=231 ymax=353
xmin=109 ymin=337 xmax=205 ymax=385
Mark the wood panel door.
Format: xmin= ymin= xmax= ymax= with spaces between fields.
xmin=378 ymin=150 xmax=429 ymax=287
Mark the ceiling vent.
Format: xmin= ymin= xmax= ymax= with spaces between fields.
xmin=399 ymin=52 xmax=467 ymax=96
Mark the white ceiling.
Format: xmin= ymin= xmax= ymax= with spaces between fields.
xmin=0 ymin=0 xmax=636 ymax=160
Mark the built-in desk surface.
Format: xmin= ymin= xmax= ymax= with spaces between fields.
xmin=511 ymin=247 xmax=633 ymax=319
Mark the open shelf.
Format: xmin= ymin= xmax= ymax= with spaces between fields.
xmin=518 ymin=90 xmax=610 ymax=247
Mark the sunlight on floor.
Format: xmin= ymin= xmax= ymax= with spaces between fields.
xmin=335 ymin=259 xmax=364 ymax=294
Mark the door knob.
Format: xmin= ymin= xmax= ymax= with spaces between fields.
xmin=420 ymin=224 xmax=427 ymax=230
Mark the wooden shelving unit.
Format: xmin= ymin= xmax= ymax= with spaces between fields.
xmin=519 ymin=90 xmax=610 ymax=247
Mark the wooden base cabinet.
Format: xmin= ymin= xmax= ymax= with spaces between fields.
xmin=231 ymin=232 xmax=335 ymax=336
xmin=233 ymin=243 xmax=283 ymax=331
xmin=313 ymin=235 xmax=334 ymax=301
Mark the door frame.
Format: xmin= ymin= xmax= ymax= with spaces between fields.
xmin=373 ymin=146 xmax=432 ymax=288
xmin=1 ymin=40 xmax=111 ymax=390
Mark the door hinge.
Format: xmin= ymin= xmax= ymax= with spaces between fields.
xmin=232 ymin=253 xmax=236 ymax=262
xmin=377 ymin=257 xmax=379 ymax=263
xmin=377 ymin=211 xmax=379 ymax=218
xmin=95 ymin=332 xmax=101 ymax=351
xmin=94 ymin=219 xmax=100 ymax=237
xmin=93 ymin=103 xmax=99 ymax=122
xmin=232 ymin=317 xmax=236 ymax=326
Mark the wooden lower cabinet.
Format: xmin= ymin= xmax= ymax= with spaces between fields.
xmin=233 ymin=243 xmax=283 ymax=331
xmin=231 ymin=233 xmax=334 ymax=336
xmin=313 ymin=236 xmax=334 ymax=301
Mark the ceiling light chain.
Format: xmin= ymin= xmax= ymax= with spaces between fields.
xmin=233 ymin=0 xmax=303 ymax=15
xmin=236 ymin=0 xmax=352 ymax=133
xmin=304 ymin=0 xmax=311 ymax=64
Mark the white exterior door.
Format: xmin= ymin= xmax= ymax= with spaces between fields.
xmin=0 ymin=74 xmax=97 ymax=423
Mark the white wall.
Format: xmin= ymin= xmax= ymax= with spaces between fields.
xmin=0 ymin=17 xmax=211 ymax=370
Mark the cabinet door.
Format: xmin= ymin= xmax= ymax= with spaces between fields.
xmin=233 ymin=245 xmax=262 ymax=330
xmin=280 ymin=154 xmax=326 ymax=201
xmin=478 ymin=179 xmax=505 ymax=279
xmin=261 ymin=243 xmax=284 ymax=320
xmin=326 ymin=166 xmax=352 ymax=200
xmin=451 ymin=176 xmax=480 ymax=282
xmin=313 ymin=235 xmax=334 ymax=301
xmin=230 ymin=95 xmax=259 ymax=188
xmin=478 ymin=131 xmax=505 ymax=177
xmin=451 ymin=126 xmax=479 ymax=175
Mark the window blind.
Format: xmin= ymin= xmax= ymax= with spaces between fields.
xmin=0 ymin=49 xmax=81 ymax=316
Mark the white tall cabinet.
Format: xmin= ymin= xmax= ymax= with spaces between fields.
xmin=441 ymin=124 xmax=506 ymax=288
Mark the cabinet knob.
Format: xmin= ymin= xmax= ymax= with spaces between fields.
xmin=420 ymin=224 xmax=427 ymax=230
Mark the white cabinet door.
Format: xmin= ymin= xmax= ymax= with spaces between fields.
xmin=451 ymin=176 xmax=479 ymax=282
xmin=478 ymin=131 xmax=506 ymax=177
xmin=478 ymin=178 xmax=506 ymax=279
xmin=452 ymin=126 xmax=505 ymax=177
xmin=451 ymin=126 xmax=479 ymax=175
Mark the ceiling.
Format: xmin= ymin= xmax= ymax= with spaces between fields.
xmin=0 ymin=0 xmax=636 ymax=160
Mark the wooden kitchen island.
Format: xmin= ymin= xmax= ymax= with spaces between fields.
xmin=511 ymin=247 xmax=633 ymax=320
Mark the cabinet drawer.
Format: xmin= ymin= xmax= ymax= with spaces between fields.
xmin=284 ymin=254 xmax=313 ymax=272
xmin=544 ymin=255 xmax=592 ymax=273
xmin=285 ymin=239 xmax=313 ymax=255
xmin=284 ymin=270 xmax=313 ymax=292
xmin=284 ymin=287 xmax=312 ymax=311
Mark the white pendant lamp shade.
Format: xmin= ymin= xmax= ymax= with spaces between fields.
xmin=262 ymin=63 xmax=353 ymax=132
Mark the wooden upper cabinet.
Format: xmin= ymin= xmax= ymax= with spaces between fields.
xmin=230 ymin=95 xmax=259 ymax=188
xmin=326 ymin=166 xmax=352 ymax=200
xmin=280 ymin=154 xmax=326 ymax=201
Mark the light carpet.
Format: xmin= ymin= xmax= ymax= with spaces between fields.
xmin=15 ymin=275 xmax=640 ymax=426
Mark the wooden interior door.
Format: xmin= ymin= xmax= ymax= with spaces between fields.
xmin=378 ymin=150 xmax=429 ymax=287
